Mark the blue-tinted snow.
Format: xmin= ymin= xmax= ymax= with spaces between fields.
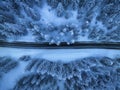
xmin=0 ymin=47 xmax=120 ymax=90
xmin=0 ymin=47 xmax=120 ymax=62
xmin=0 ymin=0 xmax=120 ymax=43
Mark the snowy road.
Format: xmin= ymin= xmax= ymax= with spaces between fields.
xmin=0 ymin=47 xmax=120 ymax=62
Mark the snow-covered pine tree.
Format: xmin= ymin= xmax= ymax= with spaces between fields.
xmin=61 ymin=0 xmax=70 ymax=8
xmin=0 ymin=57 xmax=18 ymax=77
xmin=56 ymin=2 xmax=65 ymax=17
xmin=70 ymin=0 xmax=80 ymax=10
xmin=12 ymin=56 xmax=120 ymax=90
xmin=23 ymin=4 xmax=41 ymax=21
xmin=47 ymin=0 xmax=59 ymax=8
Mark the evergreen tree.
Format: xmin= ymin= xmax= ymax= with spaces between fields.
xmin=71 ymin=0 xmax=80 ymax=10
xmin=56 ymin=3 xmax=65 ymax=17
xmin=47 ymin=0 xmax=59 ymax=8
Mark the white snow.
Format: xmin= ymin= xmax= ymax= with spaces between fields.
xmin=0 ymin=47 xmax=120 ymax=62
xmin=0 ymin=47 xmax=120 ymax=90
xmin=39 ymin=4 xmax=78 ymax=26
xmin=17 ymin=31 xmax=35 ymax=42
xmin=0 ymin=61 xmax=27 ymax=90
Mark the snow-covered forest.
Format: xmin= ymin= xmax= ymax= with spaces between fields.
xmin=0 ymin=0 xmax=120 ymax=90
xmin=0 ymin=48 xmax=120 ymax=90
xmin=0 ymin=0 xmax=120 ymax=44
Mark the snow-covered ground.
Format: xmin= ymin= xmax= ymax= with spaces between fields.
xmin=0 ymin=62 xmax=27 ymax=90
xmin=0 ymin=47 xmax=120 ymax=62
